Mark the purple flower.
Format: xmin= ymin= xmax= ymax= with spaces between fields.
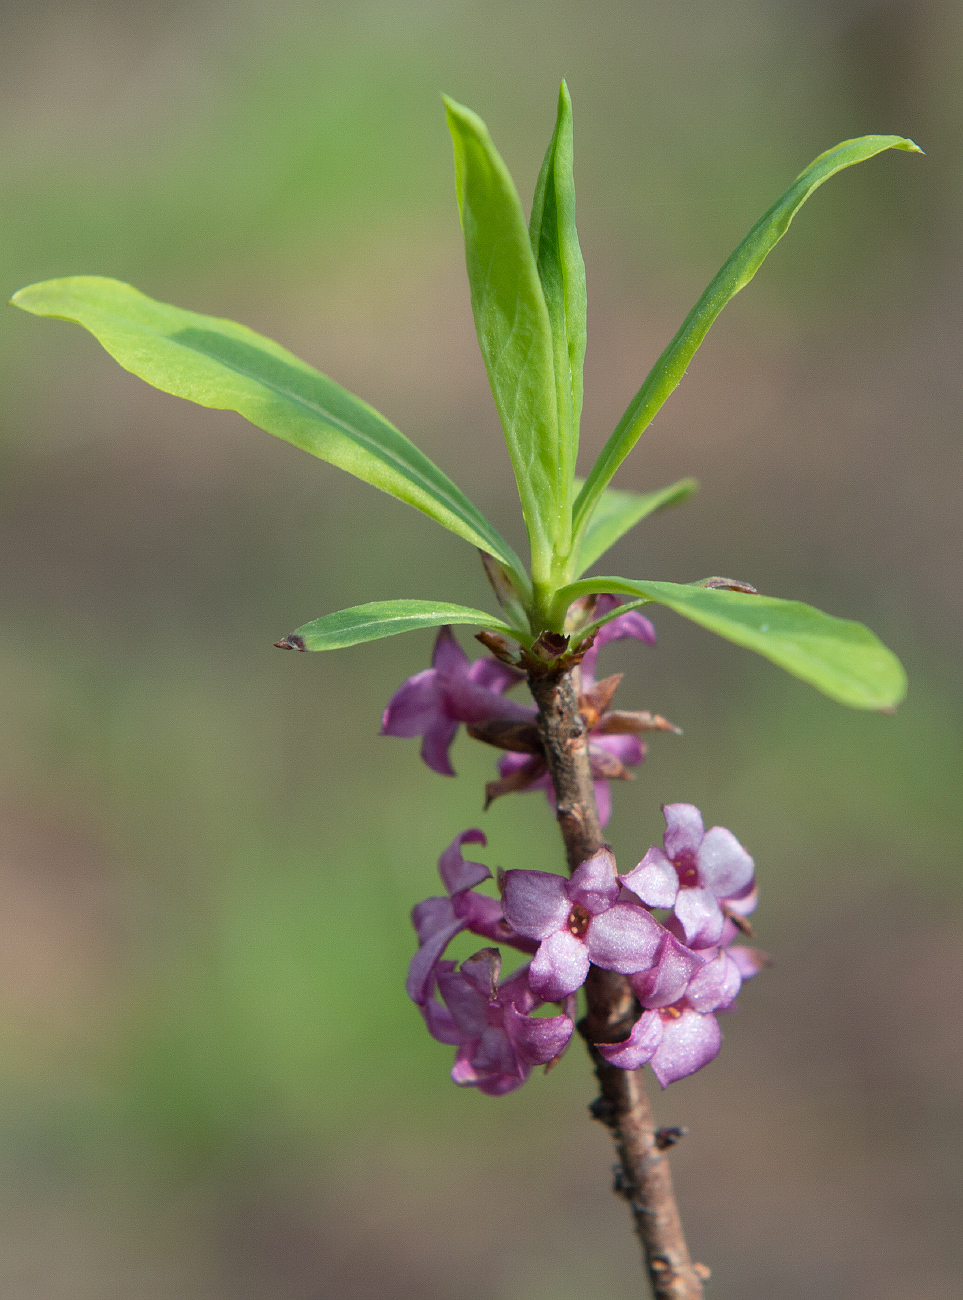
xmin=598 ymin=941 xmax=754 ymax=1086
xmin=381 ymin=626 xmax=528 ymax=776
xmin=421 ymin=948 xmax=576 ymax=1096
xmin=502 ymin=847 xmax=665 ymax=1000
xmin=488 ymin=603 xmax=672 ymax=826
xmin=383 ymin=616 xmax=674 ymax=826
xmin=596 ymin=922 xmax=769 ymax=1086
xmin=577 ymin=596 xmax=657 ymax=688
xmin=620 ymin=803 xmax=755 ymax=948
xmin=722 ymin=939 xmax=769 ymax=979
xmin=407 ymin=830 xmax=536 ymax=1006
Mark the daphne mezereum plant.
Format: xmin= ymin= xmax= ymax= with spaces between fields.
xmin=12 ymin=84 xmax=920 ymax=1297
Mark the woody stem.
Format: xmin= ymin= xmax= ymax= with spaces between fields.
xmin=527 ymin=663 xmax=706 ymax=1300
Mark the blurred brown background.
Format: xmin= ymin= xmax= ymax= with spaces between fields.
xmin=1 ymin=1 xmax=961 ymax=1297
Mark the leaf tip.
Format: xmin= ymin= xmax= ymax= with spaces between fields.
xmin=9 ymin=284 xmax=36 ymax=312
xmin=442 ymin=94 xmax=480 ymax=132
xmin=697 ymin=576 xmax=760 ymax=594
xmin=876 ymin=677 xmax=908 ymax=714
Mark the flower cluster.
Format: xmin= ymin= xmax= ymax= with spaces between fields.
xmin=382 ymin=600 xmax=679 ymax=826
xmin=409 ymin=830 xmax=574 ymax=1096
xmin=409 ymin=807 xmax=766 ymax=1093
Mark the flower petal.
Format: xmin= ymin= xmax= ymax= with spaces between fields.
xmin=420 ymin=993 xmax=462 ymax=1046
xmin=502 ymin=870 xmax=572 ymax=939
xmin=440 ymin=678 xmax=534 ymax=725
xmin=621 ymin=846 xmax=680 ymax=908
xmin=436 ymin=967 xmax=490 ymax=1037
xmin=569 ymin=847 xmax=620 ymax=915
xmin=590 ymin=732 xmax=645 ymax=768
xmin=498 ymin=750 xmax=539 ymax=777
xmin=529 ymin=928 xmax=591 ymax=1000
xmin=650 ymin=1008 xmax=721 ymax=1087
xmin=662 ymin=803 xmax=705 ymax=861
xmin=380 ymin=669 xmax=441 ymax=737
xmin=696 ymin=826 xmax=754 ymax=898
xmin=581 ymin=601 xmax=657 ymax=684
xmin=593 ymin=779 xmax=613 ymax=828
xmin=470 ymin=1026 xmax=522 ymax=1082
xmin=726 ymin=945 xmax=769 ymax=979
xmin=686 ymin=952 xmax=742 ymax=1013
xmin=451 ymin=1042 xmax=482 ymax=1086
xmin=674 ymin=886 xmax=725 ymax=949
xmin=468 ymin=657 xmax=525 ymax=693
xmin=451 ymin=1033 xmax=527 ymax=1094
xmin=630 ymin=933 xmax=703 ymax=1009
xmin=431 ymin=625 xmax=470 ymax=678
xmin=420 ymin=716 xmax=460 ymax=776
xmin=438 ymin=829 xmax=490 ymax=895
xmin=723 ymin=879 xmax=758 ymax=917
xmin=406 ymin=914 xmax=466 ymax=1003
xmin=595 ymin=608 xmax=658 ymax=651
xmin=503 ymin=1003 xmax=574 ymax=1067
xmin=476 ymin=1072 xmax=529 ymax=1096
xmin=411 ymin=896 xmax=456 ymax=946
xmin=597 ymin=1009 xmax=663 ymax=1070
xmin=497 ymin=962 xmax=537 ymax=1013
xmin=585 ymin=902 xmax=663 ymax=974
xmin=454 ymin=891 xmax=538 ymax=954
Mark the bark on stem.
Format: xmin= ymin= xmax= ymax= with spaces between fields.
xmin=528 ymin=663 xmax=706 ymax=1300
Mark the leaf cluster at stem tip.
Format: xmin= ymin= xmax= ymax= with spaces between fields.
xmin=10 ymin=85 xmax=920 ymax=712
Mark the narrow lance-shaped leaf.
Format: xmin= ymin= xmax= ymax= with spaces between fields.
xmin=529 ymin=80 xmax=587 ymax=543
xmin=573 ymin=477 xmax=699 ymax=576
xmin=11 ymin=277 xmax=528 ymax=592
xmin=557 ymin=576 xmax=907 ymax=711
xmin=573 ymin=135 xmax=923 ymax=539
xmin=444 ymin=97 xmax=563 ymax=579
xmin=478 ymin=550 xmax=532 ymax=632
xmin=275 ymin=599 xmax=525 ymax=653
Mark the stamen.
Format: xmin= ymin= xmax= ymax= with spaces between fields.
xmin=567 ymin=904 xmax=591 ymax=938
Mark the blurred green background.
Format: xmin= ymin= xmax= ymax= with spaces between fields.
xmin=1 ymin=1 xmax=961 ymax=1296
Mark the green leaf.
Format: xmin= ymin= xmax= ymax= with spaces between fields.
xmin=573 ymin=135 xmax=923 ymax=538
xmin=573 ymin=477 xmax=699 ymax=575
xmin=559 ymin=576 xmax=907 ymax=710
xmin=478 ymin=550 xmax=532 ymax=633
xmin=276 ymin=599 xmax=524 ymax=652
xmin=11 ymin=276 xmax=528 ymax=590
xmin=444 ymin=96 xmax=563 ymax=579
xmin=529 ymin=80 xmax=586 ymax=530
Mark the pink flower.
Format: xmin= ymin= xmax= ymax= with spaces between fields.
xmin=381 ymin=626 xmax=527 ymax=776
xmin=620 ymin=803 xmax=755 ymax=948
xmin=383 ymin=612 xmax=674 ymax=826
xmin=412 ymin=829 xmax=766 ymax=1092
xmin=501 ymin=847 xmax=664 ymax=1000
xmin=598 ymin=937 xmax=764 ymax=1086
xmin=421 ymin=949 xmax=576 ymax=1096
xmin=489 ymin=602 xmax=669 ymax=826
xmin=577 ymin=597 xmax=657 ymax=687
xmin=406 ymin=830 xmax=535 ymax=1006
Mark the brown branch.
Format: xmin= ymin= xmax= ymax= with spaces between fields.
xmin=527 ymin=663 xmax=706 ymax=1300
